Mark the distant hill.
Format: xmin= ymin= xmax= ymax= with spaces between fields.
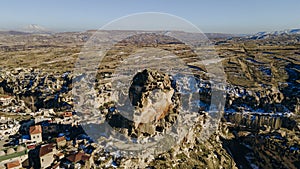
xmin=205 ymin=33 xmax=244 ymax=39
xmin=249 ymin=28 xmax=300 ymax=39
xmin=0 ymin=30 xmax=31 ymax=35
xmin=0 ymin=24 xmax=53 ymax=35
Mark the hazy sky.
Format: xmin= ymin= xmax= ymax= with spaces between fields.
xmin=1 ymin=0 xmax=300 ymax=33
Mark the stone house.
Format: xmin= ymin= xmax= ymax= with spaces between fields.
xmin=65 ymin=151 xmax=90 ymax=167
xmin=56 ymin=136 xmax=66 ymax=148
xmin=29 ymin=125 xmax=42 ymax=143
xmin=39 ymin=144 xmax=56 ymax=169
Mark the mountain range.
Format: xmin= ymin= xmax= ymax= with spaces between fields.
xmin=19 ymin=24 xmax=51 ymax=34
xmin=249 ymin=28 xmax=300 ymax=39
xmin=1 ymin=25 xmax=300 ymax=40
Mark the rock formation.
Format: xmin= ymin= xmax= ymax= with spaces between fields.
xmin=105 ymin=69 xmax=180 ymax=138
xmin=129 ymin=69 xmax=177 ymax=127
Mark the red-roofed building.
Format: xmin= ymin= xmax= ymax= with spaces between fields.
xmin=5 ymin=160 xmax=21 ymax=169
xmin=39 ymin=144 xmax=56 ymax=169
xmin=29 ymin=125 xmax=42 ymax=143
xmin=66 ymin=152 xmax=90 ymax=164
xmin=56 ymin=136 xmax=66 ymax=148
xmin=29 ymin=125 xmax=42 ymax=135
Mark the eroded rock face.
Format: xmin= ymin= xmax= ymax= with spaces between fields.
xmin=105 ymin=69 xmax=180 ymax=138
xmin=0 ymin=68 xmax=73 ymax=111
xmin=129 ymin=69 xmax=176 ymax=127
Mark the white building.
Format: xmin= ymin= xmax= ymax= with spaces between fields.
xmin=29 ymin=125 xmax=42 ymax=143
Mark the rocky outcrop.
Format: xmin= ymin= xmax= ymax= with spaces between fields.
xmin=198 ymin=81 xmax=291 ymax=114
xmin=0 ymin=68 xmax=73 ymax=112
xmin=105 ymin=69 xmax=180 ymax=138
xmin=94 ymin=69 xmax=238 ymax=168
xmin=129 ymin=69 xmax=178 ymax=126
